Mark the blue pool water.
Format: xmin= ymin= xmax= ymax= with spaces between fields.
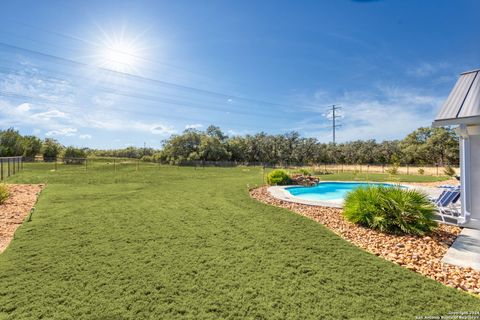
xmin=286 ymin=182 xmax=396 ymax=201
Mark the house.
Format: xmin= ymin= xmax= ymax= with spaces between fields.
xmin=433 ymin=69 xmax=480 ymax=229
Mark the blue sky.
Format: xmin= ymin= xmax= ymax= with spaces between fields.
xmin=0 ymin=0 xmax=479 ymax=148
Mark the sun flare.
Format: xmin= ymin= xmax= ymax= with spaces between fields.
xmin=94 ymin=27 xmax=147 ymax=73
xmin=99 ymin=39 xmax=141 ymax=72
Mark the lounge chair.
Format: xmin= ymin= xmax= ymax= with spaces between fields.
xmin=433 ymin=187 xmax=461 ymax=223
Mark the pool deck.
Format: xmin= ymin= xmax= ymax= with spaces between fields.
xmin=443 ymin=228 xmax=480 ymax=271
xmin=267 ymin=182 xmax=443 ymax=209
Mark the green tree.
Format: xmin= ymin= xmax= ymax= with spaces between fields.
xmin=198 ymin=135 xmax=231 ymax=161
xmin=0 ymin=128 xmax=24 ymax=156
xmin=160 ymin=129 xmax=202 ymax=163
xmin=42 ymin=138 xmax=63 ymax=161
xmin=400 ymin=127 xmax=458 ymax=165
xmin=22 ymin=135 xmax=42 ymax=160
xmin=205 ymin=125 xmax=227 ymax=141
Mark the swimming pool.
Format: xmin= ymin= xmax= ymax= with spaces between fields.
xmin=285 ymin=182 xmax=397 ymax=201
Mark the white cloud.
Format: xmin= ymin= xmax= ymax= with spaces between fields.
xmin=0 ymin=56 xmax=182 ymax=142
xmin=16 ymin=103 xmax=31 ymax=113
xmin=297 ymin=84 xmax=446 ymax=142
xmin=185 ymin=123 xmax=203 ymax=130
xmin=45 ymin=128 xmax=77 ymax=137
xmin=151 ymin=125 xmax=176 ymax=135
xmin=406 ymin=62 xmax=449 ymax=78
xmin=31 ymin=109 xmax=68 ymax=120
xmin=91 ymin=94 xmax=117 ymax=108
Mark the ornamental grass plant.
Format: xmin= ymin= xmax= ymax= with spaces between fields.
xmin=343 ymin=186 xmax=437 ymax=235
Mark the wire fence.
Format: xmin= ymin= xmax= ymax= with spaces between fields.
xmin=1 ymin=157 xmax=459 ymax=177
xmin=0 ymin=156 xmax=23 ymax=181
xmin=156 ymin=160 xmax=458 ymax=176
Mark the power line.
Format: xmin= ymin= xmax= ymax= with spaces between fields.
xmin=0 ymin=67 xmax=286 ymax=121
xmin=0 ymin=40 xmax=339 ymax=136
xmin=326 ymin=105 xmax=342 ymax=143
xmin=0 ymin=89 xmax=294 ymax=131
xmin=0 ymin=41 xmax=328 ymax=112
xmin=1 ymin=20 xmax=199 ymax=76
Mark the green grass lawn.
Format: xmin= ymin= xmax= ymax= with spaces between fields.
xmin=0 ymin=163 xmax=477 ymax=319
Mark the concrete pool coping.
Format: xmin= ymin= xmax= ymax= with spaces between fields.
xmin=267 ymin=181 xmax=443 ymax=208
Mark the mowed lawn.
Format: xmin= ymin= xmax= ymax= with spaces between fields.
xmin=0 ymin=163 xmax=478 ymax=319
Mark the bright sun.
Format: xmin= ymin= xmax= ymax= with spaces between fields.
xmin=95 ymin=27 xmax=146 ymax=73
xmin=99 ymin=40 xmax=141 ymax=72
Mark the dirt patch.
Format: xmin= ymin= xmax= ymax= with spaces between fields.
xmin=0 ymin=184 xmax=44 ymax=253
xmin=250 ymin=186 xmax=480 ymax=295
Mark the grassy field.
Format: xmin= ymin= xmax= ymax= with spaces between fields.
xmin=0 ymin=162 xmax=477 ymax=319
xmin=316 ymin=172 xmax=451 ymax=183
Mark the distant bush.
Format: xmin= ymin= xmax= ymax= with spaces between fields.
xmin=443 ymin=165 xmax=456 ymax=177
xmin=343 ymin=186 xmax=437 ymax=235
xmin=63 ymin=147 xmax=87 ymax=164
xmin=417 ymin=168 xmax=425 ymax=175
xmin=0 ymin=184 xmax=9 ymax=205
xmin=296 ymin=168 xmax=311 ymax=176
xmin=385 ymin=163 xmax=399 ymax=175
xmin=267 ymin=169 xmax=291 ymax=185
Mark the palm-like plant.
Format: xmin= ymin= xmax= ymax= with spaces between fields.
xmin=343 ymin=186 xmax=437 ymax=235
xmin=0 ymin=184 xmax=9 ymax=205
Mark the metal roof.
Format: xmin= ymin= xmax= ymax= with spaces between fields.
xmin=433 ymin=69 xmax=480 ymax=126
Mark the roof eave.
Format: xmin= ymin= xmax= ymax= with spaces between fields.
xmin=433 ymin=116 xmax=480 ymax=127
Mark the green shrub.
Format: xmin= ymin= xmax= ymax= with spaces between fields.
xmin=63 ymin=147 xmax=87 ymax=164
xmin=0 ymin=184 xmax=9 ymax=204
xmin=443 ymin=165 xmax=456 ymax=177
xmin=385 ymin=163 xmax=399 ymax=175
xmin=417 ymin=168 xmax=425 ymax=175
xmin=343 ymin=186 xmax=437 ymax=235
xmin=297 ymin=168 xmax=311 ymax=176
xmin=267 ymin=169 xmax=291 ymax=185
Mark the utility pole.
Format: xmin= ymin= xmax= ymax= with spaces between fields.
xmin=327 ymin=105 xmax=342 ymax=144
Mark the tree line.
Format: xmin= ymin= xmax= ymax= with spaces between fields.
xmin=0 ymin=125 xmax=459 ymax=165
xmin=150 ymin=125 xmax=459 ymax=166
xmin=0 ymin=128 xmax=78 ymax=161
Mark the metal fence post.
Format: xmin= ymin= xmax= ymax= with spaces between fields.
xmin=262 ymin=164 xmax=266 ymax=184
xmin=7 ymin=159 xmax=10 ymax=177
xmin=0 ymin=159 xmax=3 ymax=181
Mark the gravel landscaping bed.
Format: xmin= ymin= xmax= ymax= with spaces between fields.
xmin=250 ymin=186 xmax=480 ymax=295
xmin=0 ymin=184 xmax=44 ymax=253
